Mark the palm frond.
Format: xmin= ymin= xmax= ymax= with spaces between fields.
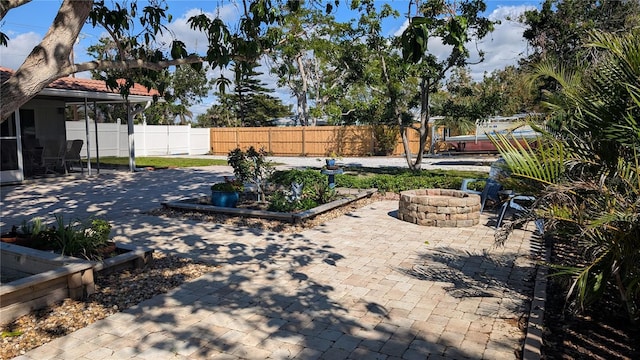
xmin=500 ymin=29 xmax=640 ymax=321
xmin=550 ymin=249 xmax=613 ymax=311
xmin=490 ymin=131 xmax=565 ymax=186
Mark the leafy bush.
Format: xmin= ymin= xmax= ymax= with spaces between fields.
xmin=10 ymin=215 xmax=114 ymax=260
xmin=270 ymin=169 xmax=326 ymax=187
xmin=307 ymin=182 xmax=338 ymax=204
xmin=492 ymin=30 xmax=640 ymax=321
xmin=335 ymin=168 xmax=482 ymax=193
xmin=267 ymin=190 xmax=319 ymax=212
xmin=227 ymin=146 xmax=274 ymax=201
xmin=372 ymin=125 xmax=399 ymax=155
xmin=267 ymin=191 xmax=297 ymax=212
xmin=268 ymin=169 xmax=333 ymax=211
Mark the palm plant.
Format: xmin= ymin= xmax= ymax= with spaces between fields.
xmin=491 ymin=29 xmax=640 ymax=322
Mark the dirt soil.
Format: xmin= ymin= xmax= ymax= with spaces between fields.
xmin=541 ymin=240 xmax=640 ymax=359
xmin=152 ymin=192 xmax=386 ymax=234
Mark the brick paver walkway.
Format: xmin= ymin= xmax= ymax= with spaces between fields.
xmin=2 ymin=166 xmax=536 ymax=359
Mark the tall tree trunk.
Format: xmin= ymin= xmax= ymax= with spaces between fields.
xmin=414 ymin=78 xmax=431 ymax=168
xmin=402 ymin=78 xmax=431 ymax=170
xmin=296 ymin=54 xmax=310 ymax=126
xmin=380 ymin=53 xmax=419 ymax=170
xmin=1 ymin=0 xmax=93 ymax=122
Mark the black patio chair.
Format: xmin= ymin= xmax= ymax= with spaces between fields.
xmin=64 ymin=139 xmax=84 ymax=174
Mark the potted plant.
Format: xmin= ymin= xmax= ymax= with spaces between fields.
xmin=210 ymin=177 xmax=243 ymax=207
xmin=1 ymin=226 xmax=26 ymax=245
xmin=0 ymin=217 xmax=45 ymax=246
xmin=325 ymin=151 xmax=341 ymax=169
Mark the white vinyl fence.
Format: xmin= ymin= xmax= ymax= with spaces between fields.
xmin=66 ymin=120 xmax=210 ymax=158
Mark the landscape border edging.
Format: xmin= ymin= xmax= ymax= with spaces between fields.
xmin=522 ymin=244 xmax=551 ymax=359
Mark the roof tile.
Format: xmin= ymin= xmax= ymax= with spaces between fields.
xmin=0 ymin=67 xmax=160 ymax=97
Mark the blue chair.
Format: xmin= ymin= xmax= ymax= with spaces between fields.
xmin=496 ymin=193 xmax=544 ymax=234
xmin=462 ymin=158 xmax=543 ymax=233
xmin=461 ymin=158 xmax=508 ymax=209
xmin=461 ymin=178 xmax=503 ymax=213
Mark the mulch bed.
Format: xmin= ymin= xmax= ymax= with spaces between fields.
xmin=0 ymin=253 xmax=218 ymax=360
xmin=541 ymin=239 xmax=640 ymax=359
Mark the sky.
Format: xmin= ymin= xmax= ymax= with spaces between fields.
xmin=0 ymin=0 xmax=540 ymax=119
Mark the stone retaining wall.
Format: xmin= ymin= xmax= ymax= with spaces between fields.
xmin=398 ymin=189 xmax=481 ymax=227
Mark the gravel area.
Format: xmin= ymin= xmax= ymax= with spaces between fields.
xmin=0 ymin=253 xmax=218 ymax=360
xmin=0 ymin=194 xmax=391 ymax=360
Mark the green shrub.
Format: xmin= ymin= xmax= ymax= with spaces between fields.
xmin=307 ymin=182 xmax=338 ymax=204
xmin=268 ymin=169 xmax=338 ymax=211
xmin=20 ymin=215 xmax=113 ymax=260
xmin=267 ymin=191 xmax=298 ymax=212
xmin=227 ymin=146 xmax=274 ymax=201
xmin=372 ymin=125 xmax=399 ymax=155
xmin=270 ymin=169 xmax=325 ymax=187
xmin=267 ymin=190 xmax=319 ymax=212
xmin=335 ymin=168 xmax=481 ymax=193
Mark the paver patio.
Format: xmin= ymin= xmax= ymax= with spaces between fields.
xmin=1 ymin=164 xmax=538 ymax=359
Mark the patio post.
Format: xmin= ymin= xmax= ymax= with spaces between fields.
xmin=93 ymin=100 xmax=100 ymax=174
xmin=84 ymin=97 xmax=92 ymax=175
xmin=127 ymin=101 xmax=136 ymax=172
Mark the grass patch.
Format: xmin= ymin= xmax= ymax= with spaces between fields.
xmin=272 ymin=167 xmax=487 ymax=194
xmin=88 ymin=157 xmax=228 ymax=168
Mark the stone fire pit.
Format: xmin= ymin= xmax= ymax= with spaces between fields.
xmin=398 ymin=189 xmax=481 ymax=227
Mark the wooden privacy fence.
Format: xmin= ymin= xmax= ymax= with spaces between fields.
xmin=209 ymin=125 xmax=426 ymax=157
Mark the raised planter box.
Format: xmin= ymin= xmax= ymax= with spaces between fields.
xmin=93 ymin=243 xmax=153 ymax=276
xmin=0 ymin=242 xmax=153 ymax=325
xmin=162 ymin=188 xmax=377 ymax=223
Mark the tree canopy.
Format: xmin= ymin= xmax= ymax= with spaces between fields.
xmin=0 ymin=0 xmax=299 ymax=122
xmin=521 ymin=0 xmax=640 ymax=67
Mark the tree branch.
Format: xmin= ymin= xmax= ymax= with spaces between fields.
xmin=0 ymin=0 xmax=32 ymax=20
xmin=63 ymin=56 xmax=205 ymax=76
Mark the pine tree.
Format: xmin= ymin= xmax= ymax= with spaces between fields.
xmin=232 ymin=60 xmax=291 ymax=126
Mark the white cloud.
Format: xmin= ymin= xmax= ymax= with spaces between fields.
xmin=0 ymin=32 xmax=41 ymax=70
xmin=389 ymin=5 xmax=535 ymax=82
xmin=392 ymin=19 xmax=409 ymax=38
xmin=488 ymin=5 xmax=533 ymax=22
xmin=161 ymin=4 xmax=241 ymax=54
xmin=468 ymin=5 xmax=535 ymax=80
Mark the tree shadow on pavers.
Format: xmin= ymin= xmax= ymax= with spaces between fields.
xmin=342 ymin=212 xmax=363 ymax=219
xmin=60 ymin=228 xmax=481 ymax=358
xmin=400 ymin=247 xmax=535 ymax=306
xmin=4 ymin=168 xmax=481 ymax=359
xmin=0 ymin=167 xmax=233 ymax=232
xmin=108 ymin=266 xmax=487 ymax=359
